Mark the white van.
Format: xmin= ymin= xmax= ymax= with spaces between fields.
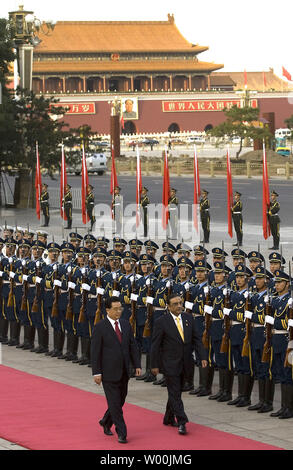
xmin=74 ymin=152 xmax=108 ymax=176
xmin=275 ymin=128 xmax=291 ymax=139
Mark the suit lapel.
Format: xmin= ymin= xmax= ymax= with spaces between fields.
xmin=105 ymin=317 xmax=122 ymax=346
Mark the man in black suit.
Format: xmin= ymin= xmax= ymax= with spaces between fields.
xmin=91 ymin=296 xmax=141 ymax=444
xmin=151 ymin=293 xmax=207 ymax=435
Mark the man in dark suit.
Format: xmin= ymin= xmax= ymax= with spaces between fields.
xmin=91 ymin=296 xmax=141 ymax=444
xmin=151 ymin=293 xmax=207 ymax=435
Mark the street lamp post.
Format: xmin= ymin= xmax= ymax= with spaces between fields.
xmin=8 ymin=4 xmax=55 ymax=93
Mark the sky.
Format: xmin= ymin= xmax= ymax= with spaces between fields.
xmin=2 ymin=0 xmax=293 ymax=80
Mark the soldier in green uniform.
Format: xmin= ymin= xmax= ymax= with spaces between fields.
xmin=200 ymin=189 xmax=210 ymax=244
xmin=140 ymin=187 xmax=150 ymax=238
xmin=168 ymin=188 xmax=179 ymax=240
xmin=40 ymin=183 xmax=50 ymax=227
xmin=232 ymin=191 xmax=243 ymax=247
xmin=268 ymin=190 xmax=280 ymax=250
xmin=86 ymin=184 xmax=96 ymax=231
xmin=62 ymin=184 xmax=73 ymax=230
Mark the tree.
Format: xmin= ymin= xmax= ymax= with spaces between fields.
xmin=207 ymin=105 xmax=272 ymax=158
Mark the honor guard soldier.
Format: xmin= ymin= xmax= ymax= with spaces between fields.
xmin=129 ymin=239 xmax=143 ymax=258
xmin=228 ymin=249 xmax=247 ymax=291
xmin=168 ymin=188 xmax=179 ymax=240
xmin=172 ymin=244 xmax=192 ymax=281
xmin=14 ymin=240 xmax=32 ymax=348
xmin=27 ymin=241 xmax=46 ymax=352
xmin=223 ymin=264 xmax=254 ymax=407
xmin=269 ymin=252 xmax=286 ymax=292
xmin=232 ymin=191 xmax=243 ymax=246
xmin=112 ymin=186 xmax=123 ymax=236
xmin=1 ymin=238 xmax=18 ymax=346
xmin=69 ymin=232 xmax=83 ymax=251
xmin=247 ymin=251 xmax=264 ymax=293
xmin=120 ymin=251 xmax=139 ymax=322
xmin=200 ymin=189 xmax=210 ymax=244
xmin=63 ymin=184 xmax=73 ymax=230
xmin=140 ymin=187 xmax=150 ymax=238
xmin=246 ymin=266 xmax=275 ymax=413
xmin=40 ymin=183 xmax=50 ymax=227
xmin=144 ymin=240 xmax=159 ymax=260
xmin=23 ymin=228 xmax=35 ymax=244
xmin=14 ymin=227 xmax=25 ymax=242
xmin=96 ymin=236 xmax=109 ymax=250
xmin=84 ymin=234 xmax=97 ymax=254
xmin=264 ymin=270 xmax=293 ymax=419
xmin=113 ymin=237 xmax=127 ymax=254
xmin=268 ymin=190 xmax=280 ymax=250
xmin=189 ymin=259 xmax=213 ymax=397
xmin=86 ymin=184 xmax=96 ymax=231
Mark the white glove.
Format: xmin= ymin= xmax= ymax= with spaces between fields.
xmin=97 ymin=287 xmax=104 ymax=295
xmin=112 ymin=272 xmax=117 ymax=280
xmin=288 ymin=319 xmax=293 ymax=329
xmin=146 ymin=296 xmax=154 ymax=305
xmin=112 ymin=289 xmax=120 ymax=297
xmin=223 ymin=308 xmax=231 ymax=316
xmin=146 ymin=278 xmax=151 ymax=286
xmin=223 ymin=288 xmax=228 ymax=296
xmin=243 ymin=290 xmax=249 ymax=299
xmin=204 ymin=305 xmax=213 ymax=315
xmin=204 ymin=286 xmax=209 ymax=295
xmin=288 ymin=298 xmax=293 ymax=307
xmin=54 ymin=280 xmax=62 ymax=288
xmin=265 ymin=315 xmax=274 ymax=326
xmin=166 ymin=280 xmax=171 ymax=288
xmin=131 ymin=293 xmax=138 ymax=302
xmin=36 ymin=276 xmax=42 ymax=284
xmin=185 ymin=282 xmax=190 ymax=291
xmin=244 ymin=310 xmax=253 ymax=320
xmin=22 ymin=274 xmax=28 ymax=282
xmin=185 ymin=301 xmax=194 ymax=310
xmin=130 ymin=275 xmax=135 ymax=284
xmin=264 ymin=295 xmax=269 ymax=303
xmin=0 ymin=271 xmax=3 ymax=278
xmin=82 ymin=283 xmax=90 ymax=291
xmin=68 ymin=281 xmax=76 ymax=290
xmin=9 ymin=271 xmax=15 ymax=279
xmin=67 ymin=266 xmax=72 ymax=274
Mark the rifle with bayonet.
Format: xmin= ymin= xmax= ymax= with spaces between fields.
xmin=284 ymin=261 xmax=293 ymax=367
xmin=220 ymin=281 xmax=231 ymax=354
xmin=94 ymin=264 xmax=103 ymax=326
xmin=65 ymin=266 xmax=74 ymax=321
xmin=262 ymin=283 xmax=273 ymax=363
xmin=202 ymin=249 xmax=212 ymax=349
xmin=51 ymin=264 xmax=60 ymax=318
xmin=21 ymin=260 xmax=29 ymax=314
xmin=143 ymin=269 xmax=153 ymax=338
xmin=129 ymin=252 xmax=137 ymax=335
xmin=7 ymin=257 xmax=15 ymax=308
xmin=241 ymin=290 xmax=252 ymax=357
xmin=32 ymin=260 xmax=42 ymax=313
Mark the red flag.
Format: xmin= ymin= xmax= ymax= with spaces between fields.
xmin=81 ymin=144 xmax=90 ymax=224
xmin=60 ymin=144 xmax=67 ymax=220
xmin=120 ymin=114 xmax=125 ymax=130
xmin=162 ymin=148 xmax=170 ymax=230
xmin=227 ymin=148 xmax=233 ymax=238
xmin=193 ymin=145 xmax=200 ymax=231
xmin=262 ymin=142 xmax=271 ymax=239
xmin=244 ymin=69 xmax=248 ymax=89
xmin=136 ymin=146 xmax=142 ymax=228
xmin=282 ymin=66 xmax=292 ymax=81
xmin=35 ymin=142 xmax=42 ymax=220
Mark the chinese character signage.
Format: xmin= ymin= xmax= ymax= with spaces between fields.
xmin=52 ymin=102 xmax=96 ymax=114
xmin=162 ymin=99 xmax=258 ymax=112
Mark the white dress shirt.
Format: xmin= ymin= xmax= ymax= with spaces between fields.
xmin=94 ymin=316 xmax=122 ymax=377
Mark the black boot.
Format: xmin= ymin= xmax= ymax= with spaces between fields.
xmin=143 ymin=354 xmax=156 ymax=382
xmin=52 ymin=331 xmax=65 ymax=358
xmin=218 ymin=369 xmax=234 ymax=402
xmin=228 ymin=373 xmax=244 ymax=405
xmin=60 ymin=333 xmax=73 ymax=360
xmin=236 ymin=375 xmax=254 ymax=407
xmin=35 ymin=327 xmax=49 ymax=353
xmin=258 ymin=379 xmax=275 ymax=413
xmin=248 ymin=378 xmax=265 ymax=411
xmin=24 ymin=325 xmax=36 ymax=350
xmin=271 ymin=383 xmax=285 ymax=417
xmin=78 ymin=337 xmax=91 ymax=365
xmin=65 ymin=334 xmax=79 ymax=361
xmin=197 ymin=366 xmax=214 ymax=396
xmin=209 ymin=368 xmax=225 ymax=400
xmin=136 ymin=353 xmax=150 ymax=381
xmin=0 ymin=318 xmax=9 ymax=343
xmin=279 ymin=384 xmax=293 ymax=419
xmin=189 ymin=366 xmax=204 ymax=395
xmin=7 ymin=321 xmax=21 ymax=346
xmin=16 ymin=324 xmax=31 ymax=349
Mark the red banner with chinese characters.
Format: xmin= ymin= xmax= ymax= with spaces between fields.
xmin=52 ymin=102 xmax=96 ymax=114
xmin=162 ymin=99 xmax=258 ymax=112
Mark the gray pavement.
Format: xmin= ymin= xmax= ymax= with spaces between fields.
xmin=0 ymin=176 xmax=293 ymax=450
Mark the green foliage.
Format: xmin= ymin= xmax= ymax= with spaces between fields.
xmin=207 ymin=105 xmax=272 ymax=158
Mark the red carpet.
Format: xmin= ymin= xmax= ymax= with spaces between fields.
xmin=0 ymin=365 xmax=281 ymax=450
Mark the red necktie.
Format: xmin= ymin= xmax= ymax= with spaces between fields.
xmin=115 ymin=321 xmax=122 ymax=343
